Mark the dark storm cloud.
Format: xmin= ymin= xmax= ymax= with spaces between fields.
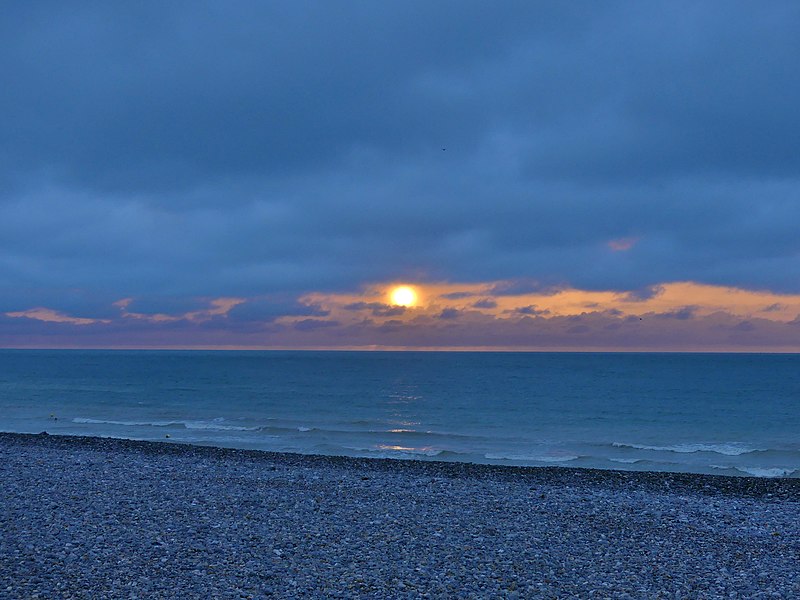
xmin=227 ymin=297 xmax=328 ymax=323
xmin=655 ymin=306 xmax=698 ymax=321
xmin=343 ymin=302 xmax=406 ymax=317
xmin=762 ymin=304 xmax=785 ymax=313
xmin=438 ymin=308 xmax=460 ymax=320
xmin=1 ymin=0 xmax=588 ymax=191
xmin=487 ymin=279 xmax=563 ymax=297
xmin=293 ymin=319 xmax=339 ymax=332
xmin=441 ymin=292 xmax=477 ymax=300
xmin=513 ymin=305 xmax=550 ymax=316
xmin=472 ymin=299 xmax=497 ymax=309
xmin=2 ymin=0 xmax=800 ymax=333
xmin=122 ymin=296 xmax=213 ymax=317
xmin=622 ymin=286 xmax=665 ymax=303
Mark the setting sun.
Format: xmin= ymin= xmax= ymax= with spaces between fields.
xmin=390 ymin=285 xmax=417 ymax=307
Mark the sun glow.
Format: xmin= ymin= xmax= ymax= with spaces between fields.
xmin=390 ymin=285 xmax=417 ymax=307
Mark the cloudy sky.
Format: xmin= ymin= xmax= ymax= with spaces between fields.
xmin=2 ymin=1 xmax=800 ymax=350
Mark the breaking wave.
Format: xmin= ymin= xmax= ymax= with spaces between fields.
xmin=612 ymin=442 xmax=763 ymax=456
xmin=484 ymin=453 xmax=580 ymax=463
xmin=710 ymin=465 xmax=798 ymax=478
xmin=73 ymin=417 xmax=259 ymax=432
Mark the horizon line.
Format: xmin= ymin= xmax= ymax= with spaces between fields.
xmin=1 ymin=345 xmax=799 ymax=354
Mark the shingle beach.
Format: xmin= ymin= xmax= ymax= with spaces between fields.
xmin=1 ymin=432 xmax=799 ymax=599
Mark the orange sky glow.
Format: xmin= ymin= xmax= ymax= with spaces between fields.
xmin=4 ymin=280 xmax=800 ymax=351
xmin=299 ymin=281 xmax=800 ymax=324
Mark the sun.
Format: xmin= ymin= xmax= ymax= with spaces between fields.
xmin=390 ymin=285 xmax=417 ymax=307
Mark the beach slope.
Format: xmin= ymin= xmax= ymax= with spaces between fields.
xmin=1 ymin=432 xmax=799 ymax=598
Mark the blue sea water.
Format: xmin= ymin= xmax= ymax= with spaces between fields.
xmin=1 ymin=350 xmax=798 ymax=477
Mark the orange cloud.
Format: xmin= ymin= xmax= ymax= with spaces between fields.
xmin=297 ymin=280 xmax=800 ymax=327
xmin=6 ymin=282 xmax=800 ymax=351
xmin=607 ymin=237 xmax=639 ymax=251
xmin=115 ymin=297 xmax=244 ymax=323
xmin=4 ymin=308 xmax=111 ymax=326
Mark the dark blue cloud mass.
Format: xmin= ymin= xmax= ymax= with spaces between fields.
xmin=1 ymin=1 xmax=800 ymax=325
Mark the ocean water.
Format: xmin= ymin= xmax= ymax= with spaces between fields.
xmin=1 ymin=350 xmax=798 ymax=477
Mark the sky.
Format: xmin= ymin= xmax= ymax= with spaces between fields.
xmin=2 ymin=1 xmax=800 ymax=351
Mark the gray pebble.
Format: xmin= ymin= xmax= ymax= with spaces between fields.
xmin=1 ymin=432 xmax=799 ymax=599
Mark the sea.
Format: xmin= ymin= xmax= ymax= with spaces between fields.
xmin=1 ymin=350 xmax=798 ymax=477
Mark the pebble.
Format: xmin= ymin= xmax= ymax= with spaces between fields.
xmin=1 ymin=432 xmax=799 ymax=599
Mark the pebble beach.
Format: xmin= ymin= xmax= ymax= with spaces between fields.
xmin=1 ymin=432 xmax=799 ymax=599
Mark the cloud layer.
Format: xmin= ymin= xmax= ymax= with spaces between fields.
xmin=2 ymin=2 xmax=800 ymax=348
xmin=4 ymin=281 xmax=800 ymax=351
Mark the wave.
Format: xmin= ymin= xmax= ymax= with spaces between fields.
xmin=484 ymin=452 xmax=580 ymax=463
xmin=284 ymin=426 xmax=485 ymax=441
xmin=710 ymin=465 xmax=798 ymax=478
xmin=73 ymin=417 xmax=179 ymax=427
xmin=72 ymin=417 xmax=483 ymax=440
xmin=316 ymin=443 xmax=449 ymax=459
xmin=344 ymin=419 xmax=384 ymax=427
xmin=374 ymin=445 xmax=444 ymax=457
xmin=611 ymin=442 xmax=763 ymax=456
xmin=72 ymin=413 xmax=498 ymax=446
xmin=183 ymin=422 xmax=260 ymax=432
xmin=68 ymin=419 xmax=799 ymax=477
xmin=73 ymin=417 xmax=259 ymax=432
